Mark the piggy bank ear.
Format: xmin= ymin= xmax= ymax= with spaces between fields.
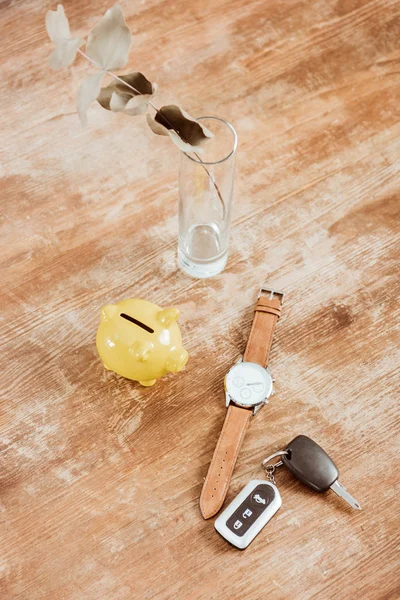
xmin=166 ymin=347 xmax=188 ymax=373
xmin=101 ymin=304 xmax=118 ymax=322
xmin=157 ymin=307 xmax=180 ymax=328
xmin=130 ymin=341 xmax=154 ymax=362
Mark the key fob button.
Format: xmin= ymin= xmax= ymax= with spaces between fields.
xmin=250 ymin=484 xmax=275 ymax=508
xmin=227 ymin=502 xmax=258 ymax=536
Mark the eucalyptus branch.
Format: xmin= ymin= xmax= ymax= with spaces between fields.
xmin=46 ymin=4 xmax=226 ymax=217
xmin=76 ymin=47 xmax=226 ymax=217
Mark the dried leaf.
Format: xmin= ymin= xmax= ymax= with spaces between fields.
xmin=46 ymin=4 xmax=82 ymax=70
xmin=168 ymin=130 xmax=206 ymax=154
xmin=77 ymin=70 xmax=104 ymax=127
xmin=110 ymin=93 xmax=148 ymax=115
xmin=46 ymin=4 xmax=70 ymax=43
xmin=146 ymin=105 xmax=213 ymax=153
xmin=48 ymin=38 xmax=83 ymax=70
xmin=86 ymin=4 xmax=132 ymax=70
xmin=146 ymin=114 xmax=201 ymax=153
xmin=146 ymin=113 xmax=168 ymax=135
xmin=109 ymin=93 xmax=128 ymax=112
xmin=97 ymin=72 xmax=156 ymax=116
xmin=124 ymin=95 xmax=152 ymax=115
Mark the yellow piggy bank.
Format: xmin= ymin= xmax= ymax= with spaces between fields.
xmin=96 ymin=298 xmax=188 ymax=386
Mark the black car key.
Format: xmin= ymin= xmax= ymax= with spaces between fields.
xmin=282 ymin=435 xmax=361 ymax=510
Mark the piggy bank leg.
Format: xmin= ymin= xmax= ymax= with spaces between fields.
xmin=139 ymin=379 xmax=157 ymax=387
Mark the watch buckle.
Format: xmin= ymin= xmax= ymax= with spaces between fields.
xmin=258 ymin=286 xmax=285 ymax=305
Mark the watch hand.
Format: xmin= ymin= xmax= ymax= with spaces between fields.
xmin=246 ymin=382 xmax=263 ymax=386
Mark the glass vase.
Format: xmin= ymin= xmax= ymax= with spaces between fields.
xmin=178 ymin=117 xmax=237 ymax=278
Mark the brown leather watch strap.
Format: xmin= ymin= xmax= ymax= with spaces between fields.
xmin=199 ymin=405 xmax=252 ymax=519
xmin=199 ymin=289 xmax=284 ymax=520
xmin=243 ymin=293 xmax=283 ymax=367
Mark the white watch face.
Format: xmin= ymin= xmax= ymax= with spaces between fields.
xmin=225 ymin=362 xmax=273 ymax=407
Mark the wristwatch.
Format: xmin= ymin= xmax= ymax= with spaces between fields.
xmin=199 ymin=286 xmax=284 ymax=520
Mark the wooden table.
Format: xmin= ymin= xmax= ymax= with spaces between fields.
xmin=1 ymin=0 xmax=399 ymax=598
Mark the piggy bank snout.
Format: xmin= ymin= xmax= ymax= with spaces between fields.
xmin=129 ymin=341 xmax=154 ymax=362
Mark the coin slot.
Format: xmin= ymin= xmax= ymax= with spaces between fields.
xmin=120 ymin=313 xmax=154 ymax=333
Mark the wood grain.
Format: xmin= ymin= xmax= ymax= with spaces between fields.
xmin=1 ymin=0 xmax=399 ymax=598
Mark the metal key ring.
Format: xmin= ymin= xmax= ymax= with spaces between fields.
xmin=261 ymin=450 xmax=289 ymax=471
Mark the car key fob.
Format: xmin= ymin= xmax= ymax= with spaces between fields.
xmin=281 ymin=435 xmax=361 ymax=509
xmin=214 ymin=480 xmax=281 ymax=549
xmin=282 ymin=435 xmax=338 ymax=492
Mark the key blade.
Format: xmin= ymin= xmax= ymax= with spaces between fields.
xmin=331 ymin=480 xmax=361 ymax=510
